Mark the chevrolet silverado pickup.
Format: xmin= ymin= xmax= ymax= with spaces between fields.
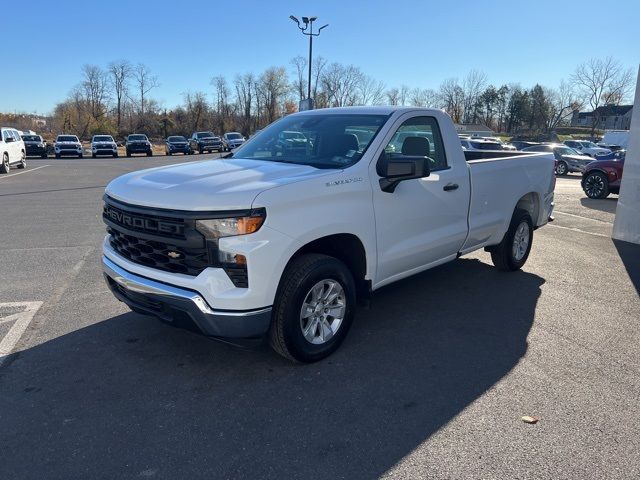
xmin=102 ymin=107 xmax=555 ymax=362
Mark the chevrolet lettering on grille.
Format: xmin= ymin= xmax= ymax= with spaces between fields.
xmin=104 ymin=205 xmax=184 ymax=236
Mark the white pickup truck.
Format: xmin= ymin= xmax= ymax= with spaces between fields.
xmin=102 ymin=107 xmax=555 ymax=362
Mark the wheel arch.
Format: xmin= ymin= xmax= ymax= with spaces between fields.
xmin=282 ymin=233 xmax=370 ymax=300
xmin=514 ymin=192 xmax=541 ymax=226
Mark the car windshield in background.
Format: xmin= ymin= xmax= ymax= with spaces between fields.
xmin=197 ymin=132 xmax=215 ymax=138
xmin=471 ymin=141 xmax=502 ymax=150
xmin=227 ymin=133 xmax=243 ymax=140
xmin=22 ymin=135 xmax=41 ymax=141
xmin=168 ymin=136 xmax=186 ymax=142
xmin=581 ymin=141 xmax=598 ymax=148
xmin=58 ymin=136 xmax=78 ymax=142
xmin=94 ymin=136 xmax=113 ymax=142
xmin=129 ymin=135 xmax=147 ymax=141
xmin=232 ymin=114 xmax=388 ymax=169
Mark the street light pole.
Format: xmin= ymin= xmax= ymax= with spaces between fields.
xmin=289 ymin=15 xmax=328 ymax=109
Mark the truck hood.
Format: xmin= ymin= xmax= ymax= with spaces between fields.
xmin=105 ymin=158 xmax=337 ymax=211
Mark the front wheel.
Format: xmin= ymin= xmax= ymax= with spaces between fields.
xmin=556 ymin=161 xmax=568 ymax=176
xmin=490 ymin=209 xmax=533 ymax=272
xmin=269 ymin=254 xmax=356 ymax=363
xmin=583 ymin=171 xmax=609 ymax=199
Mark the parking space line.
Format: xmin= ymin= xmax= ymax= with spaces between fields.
xmin=0 ymin=165 xmax=50 ymax=180
xmin=548 ymin=224 xmax=611 ymax=238
xmin=554 ymin=210 xmax=614 ymax=224
xmin=0 ymin=301 xmax=43 ymax=367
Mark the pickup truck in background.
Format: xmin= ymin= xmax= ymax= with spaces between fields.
xmin=102 ymin=107 xmax=555 ymax=362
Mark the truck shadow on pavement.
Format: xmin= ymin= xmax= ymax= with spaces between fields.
xmin=579 ymin=197 xmax=618 ymax=214
xmin=0 ymin=258 xmax=544 ymax=480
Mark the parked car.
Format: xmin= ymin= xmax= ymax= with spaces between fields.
xmin=101 ymin=106 xmax=555 ymax=362
xmin=125 ymin=134 xmax=153 ymax=157
xmin=1 ymin=127 xmax=27 ymax=172
xmin=91 ymin=135 xmax=118 ymax=158
xmin=189 ymin=132 xmax=223 ymax=154
xmin=581 ymin=155 xmax=625 ymax=199
xmin=460 ymin=138 xmax=505 ymax=151
xmin=481 ymin=136 xmax=516 ymax=151
xmin=563 ymin=140 xmax=610 ymax=158
xmin=510 ymin=141 xmax=541 ymax=151
xmin=592 ymin=150 xmax=626 ymax=161
xmin=54 ymin=134 xmax=83 ymax=158
xmin=522 ymin=144 xmax=594 ymax=175
xmin=165 ymin=136 xmax=192 ymax=156
xmin=222 ymin=132 xmax=246 ymax=151
xmin=21 ymin=134 xmax=48 ymax=158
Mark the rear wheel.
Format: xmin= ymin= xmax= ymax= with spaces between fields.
xmin=556 ymin=161 xmax=568 ymax=176
xmin=583 ymin=171 xmax=609 ymax=199
xmin=1 ymin=153 xmax=9 ymax=173
xmin=269 ymin=254 xmax=356 ymax=363
xmin=17 ymin=151 xmax=26 ymax=169
xmin=490 ymin=209 xmax=533 ymax=271
xmin=147 ymin=151 xmax=152 ymax=157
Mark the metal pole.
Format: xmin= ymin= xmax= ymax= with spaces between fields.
xmin=307 ymin=22 xmax=313 ymax=99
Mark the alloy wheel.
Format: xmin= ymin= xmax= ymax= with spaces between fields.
xmin=299 ymin=279 xmax=346 ymax=345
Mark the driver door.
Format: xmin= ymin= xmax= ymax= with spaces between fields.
xmin=371 ymin=114 xmax=470 ymax=285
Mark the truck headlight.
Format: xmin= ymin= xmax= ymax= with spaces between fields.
xmin=196 ymin=210 xmax=265 ymax=239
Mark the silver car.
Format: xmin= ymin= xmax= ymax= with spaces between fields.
xmin=522 ymin=144 xmax=594 ymax=175
xmin=222 ymin=132 xmax=245 ymax=151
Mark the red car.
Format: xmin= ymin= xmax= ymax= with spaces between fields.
xmin=581 ymin=152 xmax=625 ymax=199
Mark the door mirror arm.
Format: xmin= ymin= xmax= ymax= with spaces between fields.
xmin=377 ymin=152 xmax=431 ymax=193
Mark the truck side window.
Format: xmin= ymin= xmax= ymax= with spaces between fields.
xmin=385 ymin=116 xmax=448 ymax=171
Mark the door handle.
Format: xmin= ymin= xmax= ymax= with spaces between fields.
xmin=443 ymin=183 xmax=459 ymax=191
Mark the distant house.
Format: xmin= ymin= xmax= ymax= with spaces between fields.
xmin=454 ymin=123 xmax=494 ymax=137
xmin=571 ymin=104 xmax=633 ymax=130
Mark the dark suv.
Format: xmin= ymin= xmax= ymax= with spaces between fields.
xmin=125 ymin=134 xmax=153 ymax=157
xmin=21 ymin=134 xmax=48 ymax=158
xmin=581 ymin=152 xmax=625 ymax=199
xmin=189 ymin=132 xmax=223 ymax=154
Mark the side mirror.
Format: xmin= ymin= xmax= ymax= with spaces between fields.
xmin=377 ymin=152 xmax=430 ymax=193
xmin=5 ymin=136 xmax=14 ymax=143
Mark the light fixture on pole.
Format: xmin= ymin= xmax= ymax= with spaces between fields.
xmin=289 ymin=15 xmax=328 ymax=110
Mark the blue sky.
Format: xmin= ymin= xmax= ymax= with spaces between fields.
xmin=2 ymin=0 xmax=638 ymax=114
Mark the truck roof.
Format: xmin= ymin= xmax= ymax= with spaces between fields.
xmin=292 ymin=106 xmax=444 ymax=116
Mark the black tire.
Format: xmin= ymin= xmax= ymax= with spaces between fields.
xmin=167 ymin=151 xmax=172 ymax=156
xmin=147 ymin=151 xmax=152 ymax=157
xmin=55 ymin=153 xmax=61 ymax=159
xmin=1 ymin=153 xmax=9 ymax=173
xmin=583 ymin=171 xmax=609 ymax=199
xmin=126 ymin=151 xmax=131 ymax=157
xmin=92 ymin=153 xmax=96 ymax=158
xmin=490 ymin=209 xmax=534 ymax=272
xmin=199 ymin=148 xmax=204 ymax=154
xmin=78 ymin=153 xmax=83 ymax=158
xmin=556 ymin=161 xmax=568 ymax=176
xmin=17 ymin=152 xmax=26 ymax=169
xmin=269 ymin=254 xmax=356 ymax=363
xmin=113 ymin=152 xmax=118 ymax=158
xmin=41 ymin=153 xmax=48 ymax=159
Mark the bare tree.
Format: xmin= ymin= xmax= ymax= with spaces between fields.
xmin=386 ymin=87 xmax=400 ymax=106
xmin=108 ymin=60 xmax=131 ymax=135
xmin=571 ymin=57 xmax=634 ymax=136
xmin=438 ymin=78 xmax=464 ymax=123
xmin=358 ymin=75 xmax=386 ymax=105
xmin=311 ymin=56 xmax=328 ymax=100
xmin=398 ymin=85 xmax=410 ymax=106
xmin=81 ymin=65 xmax=109 ymax=121
xmin=461 ymin=70 xmax=487 ymax=123
xmin=234 ymin=73 xmax=255 ymax=135
xmin=183 ymin=91 xmax=209 ymax=132
xmin=258 ymin=67 xmax=289 ymax=123
xmin=410 ymin=87 xmax=438 ymax=107
xmin=321 ymin=63 xmax=363 ymax=107
xmin=545 ymin=81 xmax=581 ymax=132
xmin=290 ymin=56 xmax=308 ymax=102
xmin=132 ymin=63 xmax=159 ymax=119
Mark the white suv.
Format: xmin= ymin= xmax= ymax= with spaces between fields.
xmin=1 ymin=127 xmax=26 ymax=173
xmin=55 ymin=134 xmax=83 ymax=158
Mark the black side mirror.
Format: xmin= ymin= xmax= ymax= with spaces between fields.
xmin=5 ymin=136 xmax=14 ymax=143
xmin=377 ymin=152 xmax=430 ymax=193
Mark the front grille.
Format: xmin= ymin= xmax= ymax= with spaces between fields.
xmin=108 ymin=228 xmax=209 ymax=275
xmin=103 ymin=197 xmax=251 ymax=288
xmin=60 ymin=145 xmax=78 ymax=150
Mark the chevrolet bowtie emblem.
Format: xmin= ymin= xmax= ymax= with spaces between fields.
xmin=167 ymin=251 xmax=182 ymax=259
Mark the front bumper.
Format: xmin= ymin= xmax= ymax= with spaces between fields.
xmin=127 ymin=144 xmax=152 ymax=152
xmin=25 ymin=145 xmax=47 ymax=155
xmin=103 ymin=256 xmax=272 ymax=339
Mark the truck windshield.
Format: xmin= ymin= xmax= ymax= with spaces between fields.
xmin=58 ymin=136 xmax=78 ymax=142
xmin=22 ymin=135 xmax=41 ymax=141
xmin=93 ymin=136 xmax=113 ymax=142
xmin=129 ymin=135 xmax=147 ymax=141
xmin=197 ymin=132 xmax=215 ymax=138
xmin=227 ymin=133 xmax=243 ymax=139
xmin=232 ymin=114 xmax=388 ymax=169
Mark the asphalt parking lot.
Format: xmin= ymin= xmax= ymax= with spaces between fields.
xmin=1 ymin=156 xmax=639 ymax=479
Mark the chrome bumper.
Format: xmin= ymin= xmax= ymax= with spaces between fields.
xmin=102 ymin=256 xmax=272 ymax=339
